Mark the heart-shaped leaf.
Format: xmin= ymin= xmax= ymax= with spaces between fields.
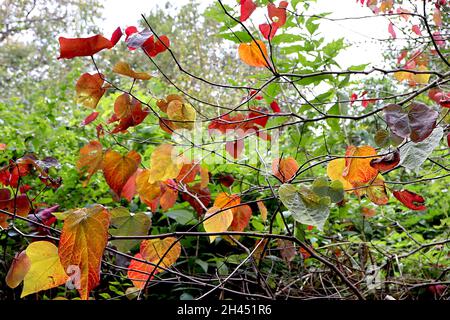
xmin=278 ymin=184 xmax=330 ymax=230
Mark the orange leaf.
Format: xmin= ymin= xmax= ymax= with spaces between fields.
xmin=203 ymin=207 xmax=234 ymax=243
xmin=257 ymin=201 xmax=268 ymax=221
xmin=58 ymin=205 xmax=110 ymax=300
xmin=214 ymin=192 xmax=241 ymax=213
xmin=135 ymin=169 xmax=162 ymax=205
xmin=75 ymin=73 xmax=106 ymax=109
xmin=366 ymin=178 xmax=389 ymax=205
xmin=343 ymin=145 xmax=379 ymax=185
xmin=140 ymin=237 xmax=181 ymax=273
xmin=6 ymin=250 xmax=30 ymax=289
xmin=103 ymin=149 xmax=141 ymax=196
xmin=176 ymin=162 xmax=200 ymax=184
xmin=238 ymin=40 xmax=270 ymax=68
xmin=200 ymin=166 xmax=209 ymax=188
xmin=112 ymin=61 xmax=152 ymax=80
xmin=110 ymin=94 xmax=150 ymax=133
xmin=77 ymin=140 xmax=103 ymax=187
xmin=127 ymin=253 xmax=157 ymax=289
xmin=272 ymin=157 xmax=299 ymax=183
xmin=159 ymin=181 xmax=179 ymax=211
xmin=229 ymin=204 xmax=252 ymax=232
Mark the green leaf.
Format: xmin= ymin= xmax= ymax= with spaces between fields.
xmin=329 ymin=180 xmax=344 ymax=203
xmin=278 ymin=184 xmax=330 ymax=230
xmin=374 ymin=129 xmax=390 ymax=147
xmin=312 ymin=178 xmax=344 ymax=203
xmin=165 ymin=209 xmax=197 ymax=225
xmin=348 ymin=63 xmax=369 ymax=71
xmin=295 ymin=74 xmax=333 ymax=86
xmin=399 ymin=127 xmax=443 ymax=172
xmin=110 ymin=207 xmax=152 ymax=252
xmin=306 ymin=17 xmax=320 ymax=35
xmin=323 ymin=39 xmax=344 ymax=58
xmin=217 ymin=31 xmax=253 ymax=43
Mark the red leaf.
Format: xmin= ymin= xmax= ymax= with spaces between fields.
xmin=82 ymin=111 xmax=99 ymax=126
xmin=125 ymin=28 xmax=152 ymax=50
xmin=125 ymin=26 xmax=138 ymax=41
xmin=248 ymin=108 xmax=269 ymax=127
xmin=176 ymin=162 xmax=200 ymax=184
xmin=370 ymin=150 xmax=400 ymax=172
xmin=270 ymin=100 xmax=281 ymax=113
xmin=58 ymin=32 xmax=116 ymax=59
xmin=110 ymin=27 xmax=123 ymax=46
xmin=393 ymin=190 xmax=427 ymax=210
xmin=388 ymin=22 xmax=396 ymax=39
xmin=350 ymin=93 xmax=358 ymax=105
xmin=139 ymin=34 xmax=170 ymax=58
xmin=120 ymin=169 xmax=140 ymax=202
xmin=226 ymin=140 xmax=244 ymax=159
xmin=259 ymin=23 xmax=279 ymax=40
xmin=397 ymin=50 xmax=408 ymax=64
xmin=268 ymin=1 xmax=289 ymax=27
xmin=229 ymin=205 xmax=252 ymax=232
xmin=110 ymin=94 xmax=150 ymax=133
xmin=412 ymin=25 xmax=422 ymax=36
xmin=217 ymin=174 xmax=235 ymax=187
xmin=240 ymin=0 xmax=257 ymax=22
xmin=181 ymin=183 xmax=210 ymax=216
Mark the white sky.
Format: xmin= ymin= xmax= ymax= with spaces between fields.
xmin=100 ymin=0 xmax=391 ymax=68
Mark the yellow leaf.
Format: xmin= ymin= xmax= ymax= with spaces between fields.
xmin=147 ymin=144 xmax=184 ymax=183
xmin=238 ymin=40 xmax=270 ymax=68
xmin=203 ymin=207 xmax=234 ymax=243
xmin=326 ymin=159 xmax=353 ymax=190
xmin=394 ymin=71 xmax=412 ymax=82
xmin=411 ymin=65 xmax=430 ymax=85
xmin=140 ymin=237 xmax=181 ymax=272
xmin=166 ymin=99 xmax=196 ymax=130
xmin=21 ymin=241 xmax=69 ymax=298
xmin=112 ymin=61 xmax=152 ymax=80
